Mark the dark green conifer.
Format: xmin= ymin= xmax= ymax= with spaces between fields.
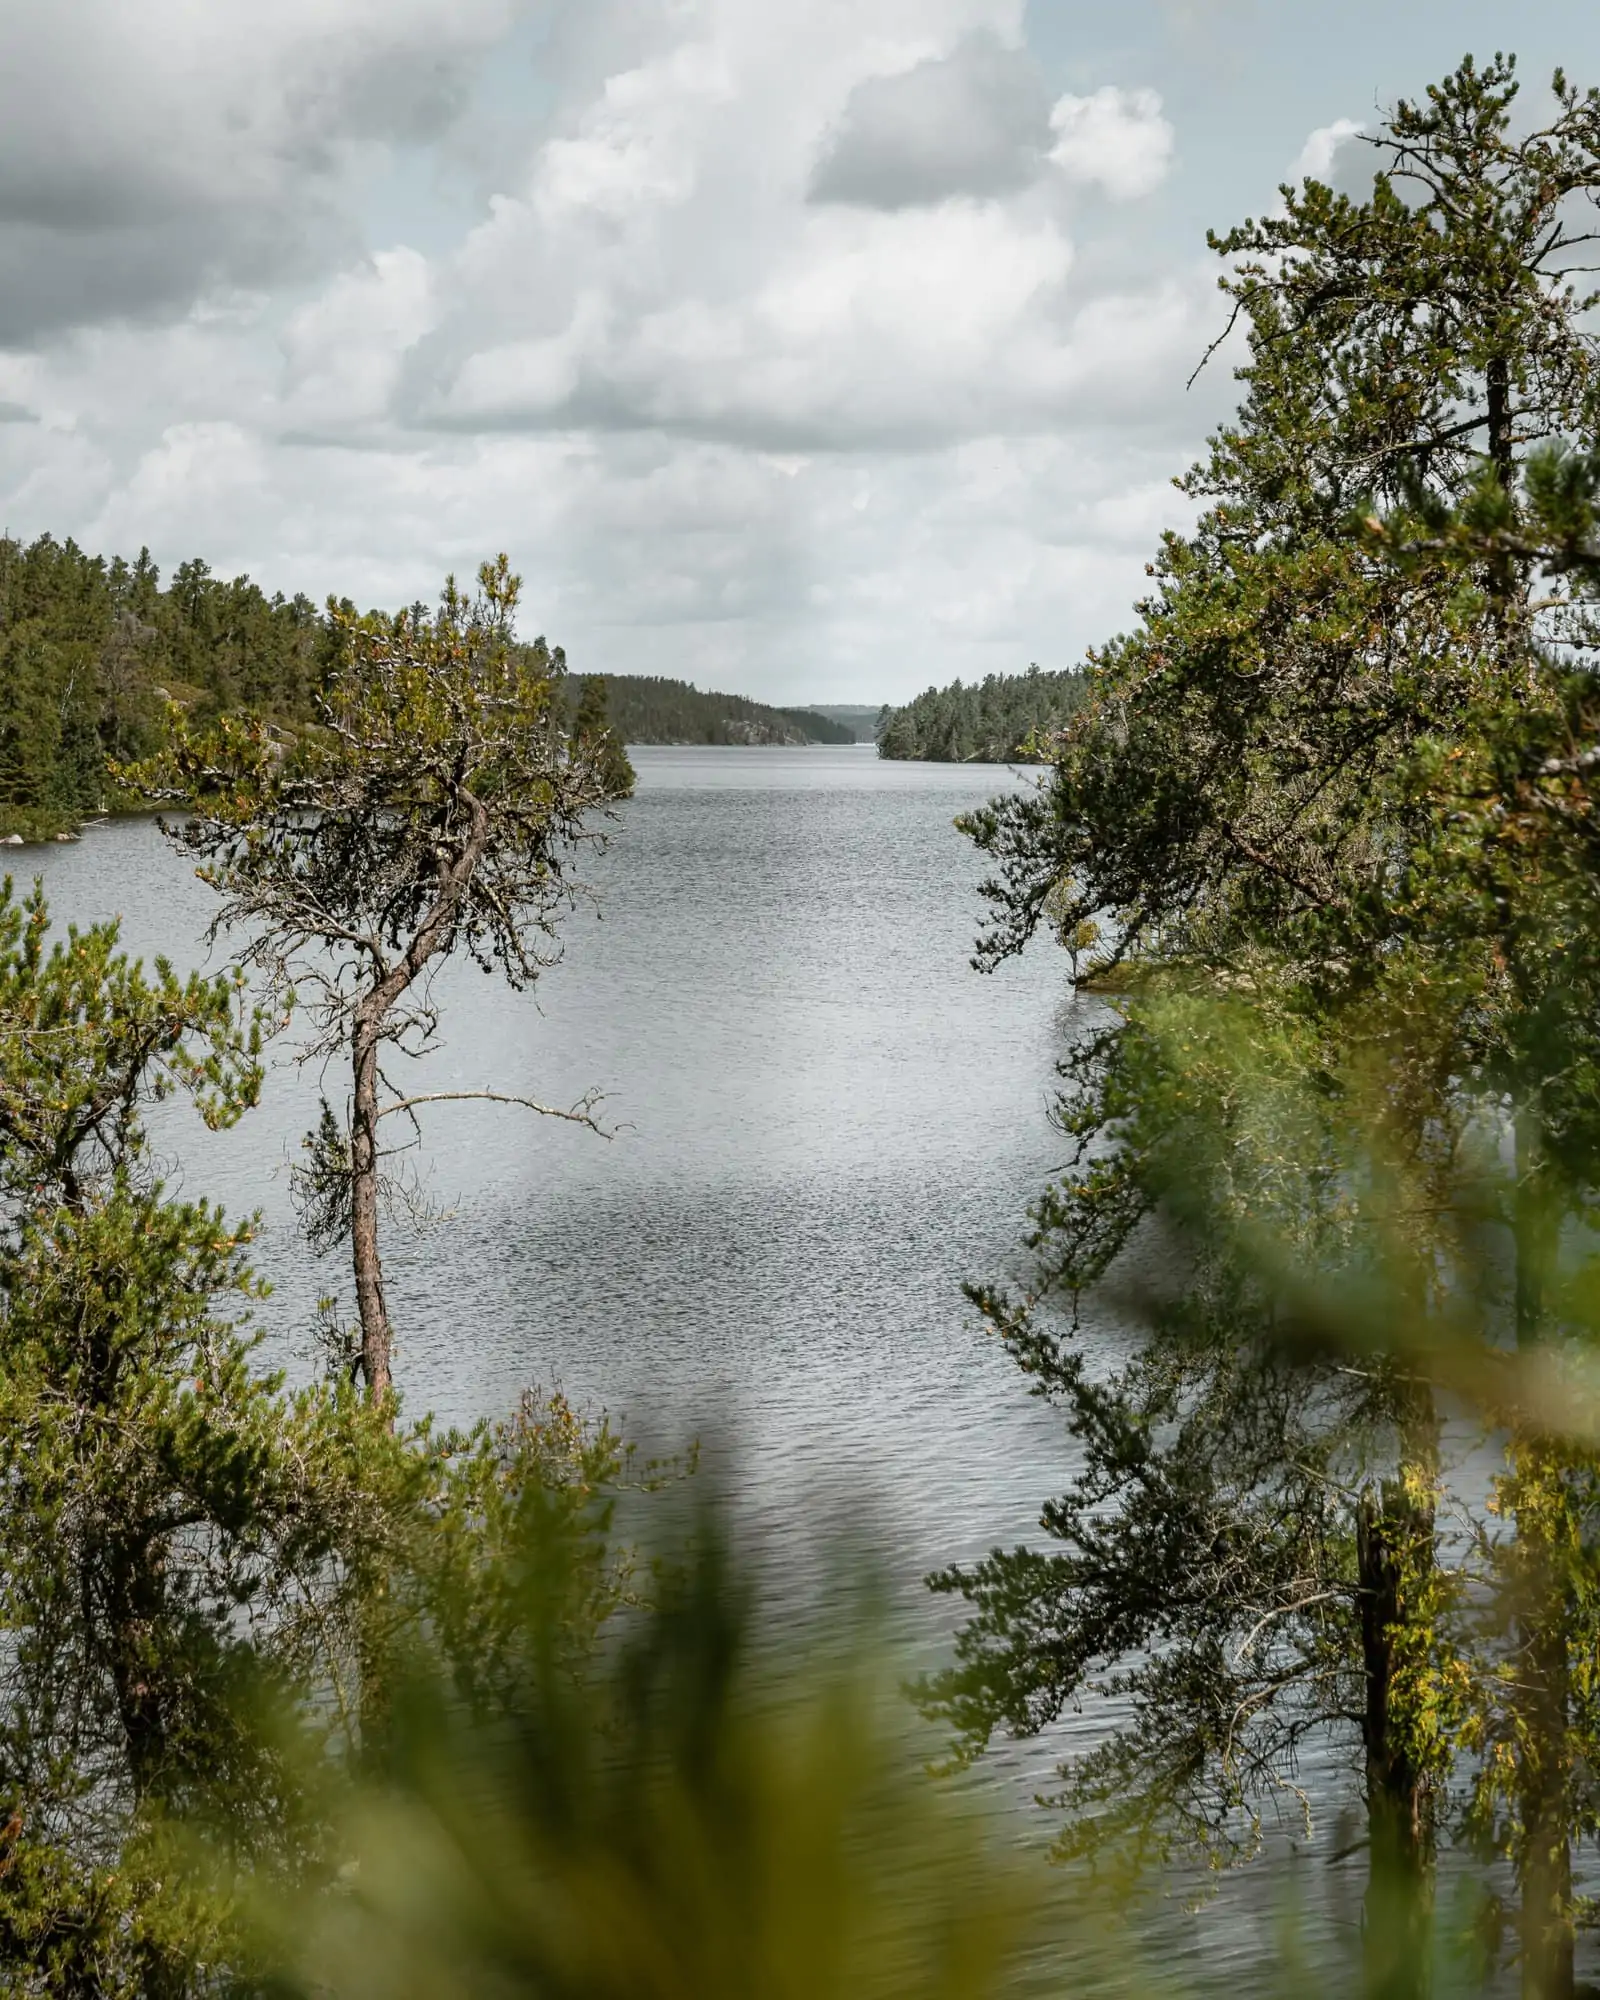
xmin=570 ymin=673 xmax=637 ymax=798
xmin=934 ymin=55 xmax=1600 ymax=1998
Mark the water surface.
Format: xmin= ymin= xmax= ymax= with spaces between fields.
xmin=28 ymin=746 xmax=1078 ymax=1596
xmin=21 ymin=742 xmax=1396 ymax=1975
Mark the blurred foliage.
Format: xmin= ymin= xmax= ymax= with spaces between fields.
xmin=277 ymin=1515 xmax=1058 ymax=2000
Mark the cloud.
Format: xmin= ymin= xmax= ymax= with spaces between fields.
xmin=534 ymin=40 xmax=735 ymax=223
xmin=807 ymin=33 xmax=1051 ymax=209
xmin=0 ymin=0 xmax=1233 ymax=703
xmin=0 ymin=0 xmax=521 ymax=344
xmin=1288 ymin=117 xmax=1366 ymax=190
xmin=425 ymin=200 xmax=1092 ymax=447
xmin=401 ymin=12 xmax=1210 ymax=454
xmin=280 ymin=250 xmax=438 ymax=434
xmin=1048 ymin=86 xmax=1175 ymax=200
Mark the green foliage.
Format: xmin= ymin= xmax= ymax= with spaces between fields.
xmin=923 ymin=994 xmax=1454 ymax=1874
xmin=570 ymin=674 xmax=637 ymax=799
xmin=0 ymin=878 xmax=265 ymax=1215
xmin=151 ymin=559 xmax=617 ymax=1403
xmin=0 ymin=881 xmax=649 ymax=1994
xmin=938 ymin=50 xmax=1600 ymax=1995
xmin=0 ymin=882 xmax=342 ymax=1991
xmin=0 ymin=1185 xmax=338 ymax=1987
xmin=0 ymin=535 xmax=329 ymax=840
xmin=274 ymin=1516 xmax=1052 ymax=2000
xmin=162 ymin=561 xmax=605 ymax=989
xmin=877 ymin=668 xmax=1086 ymax=763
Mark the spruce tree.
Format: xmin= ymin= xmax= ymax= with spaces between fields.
xmin=569 ymin=673 xmax=637 ymax=798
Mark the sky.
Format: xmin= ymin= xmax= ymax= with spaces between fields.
xmin=1 ymin=0 xmax=1597 ymax=704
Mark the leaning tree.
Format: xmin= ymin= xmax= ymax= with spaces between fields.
xmin=157 ymin=557 xmax=624 ymax=1406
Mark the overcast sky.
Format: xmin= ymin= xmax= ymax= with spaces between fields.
xmin=1 ymin=0 xmax=1597 ymax=704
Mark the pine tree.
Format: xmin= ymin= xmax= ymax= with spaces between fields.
xmin=154 ymin=560 xmax=617 ymax=1407
xmin=570 ymin=673 xmax=637 ymax=799
xmin=0 ymin=877 xmax=650 ymax=1994
xmin=936 ymin=54 xmax=1600 ymax=1997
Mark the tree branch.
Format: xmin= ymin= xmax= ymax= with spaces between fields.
xmin=375 ymin=1089 xmax=609 ymax=1135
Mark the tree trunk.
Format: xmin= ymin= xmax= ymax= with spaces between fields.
xmin=350 ymin=1001 xmax=392 ymax=1404
xmin=1486 ymin=351 xmax=1513 ymax=489
xmin=1358 ymin=1482 xmax=1434 ymax=2000
xmin=104 ymin=1547 xmax=186 ymax=2000
xmin=1514 ymin=1111 xmax=1557 ymax=1350
xmin=1513 ymin=1120 xmax=1575 ymax=2000
xmin=106 ymin=1556 xmax=166 ymax=1804
xmin=345 ymin=807 xmax=491 ymax=1408
xmin=1520 ymin=1553 xmax=1575 ymax=2000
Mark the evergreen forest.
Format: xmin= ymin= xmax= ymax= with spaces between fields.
xmin=585 ymin=673 xmax=854 ymax=745
xmin=0 ymin=534 xmax=331 ymax=838
xmin=876 ymin=665 xmax=1088 ymax=761
xmin=798 ymin=701 xmax=883 ymax=741
xmin=0 ymin=537 xmax=848 ymax=840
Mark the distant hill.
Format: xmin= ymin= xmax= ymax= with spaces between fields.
xmin=877 ymin=666 xmax=1087 ymax=763
xmin=798 ymin=704 xmax=885 ymax=743
xmin=588 ymin=675 xmax=854 ymax=746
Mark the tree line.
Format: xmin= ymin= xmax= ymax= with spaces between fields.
xmin=589 ymin=674 xmax=855 ymax=746
xmin=0 ymin=536 xmax=849 ymax=842
xmin=875 ymin=664 xmax=1087 ymax=762
xmin=0 ymin=535 xmax=332 ymax=838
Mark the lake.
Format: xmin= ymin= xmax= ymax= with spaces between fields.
xmin=19 ymin=739 xmax=1409 ymax=1975
xmin=24 ymin=745 xmax=1080 ymax=1604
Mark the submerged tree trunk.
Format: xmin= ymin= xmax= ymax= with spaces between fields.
xmin=1358 ymin=1475 xmax=1435 ymax=2000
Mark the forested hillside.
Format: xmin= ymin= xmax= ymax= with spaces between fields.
xmin=876 ymin=665 xmax=1086 ymax=761
xmin=593 ymin=675 xmax=853 ymax=745
xmin=799 ymin=703 xmax=884 ymax=742
xmin=0 ymin=533 xmax=334 ymax=838
xmin=0 ymin=533 xmax=854 ymax=840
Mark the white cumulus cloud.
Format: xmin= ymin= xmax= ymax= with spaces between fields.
xmin=1288 ymin=117 xmax=1366 ymax=188
xmin=0 ymin=0 xmax=1237 ymax=702
xmin=1048 ymin=86 xmax=1175 ymax=200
